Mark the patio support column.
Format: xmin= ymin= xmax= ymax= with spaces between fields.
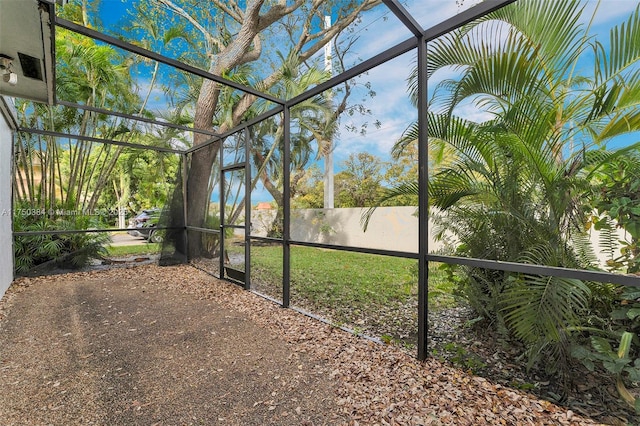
xmin=417 ymin=34 xmax=429 ymax=361
xmin=244 ymin=127 xmax=251 ymax=290
xmin=182 ymin=152 xmax=189 ymax=262
xmin=219 ymin=145 xmax=226 ymax=279
xmin=283 ymin=106 xmax=291 ymax=308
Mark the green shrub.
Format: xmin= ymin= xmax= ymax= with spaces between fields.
xmin=13 ymin=210 xmax=110 ymax=275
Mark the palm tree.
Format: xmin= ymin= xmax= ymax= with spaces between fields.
xmin=383 ymin=0 xmax=640 ymax=380
xmin=12 ymin=4 xmax=151 ymax=272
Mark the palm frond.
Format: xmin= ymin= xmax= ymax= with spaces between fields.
xmin=605 ymin=4 xmax=640 ymax=79
xmin=596 ymin=216 xmax=619 ymax=263
xmin=502 ymin=272 xmax=590 ymax=358
xmin=478 ymin=0 xmax=585 ymax=72
xmin=570 ymin=231 xmax=599 ymax=268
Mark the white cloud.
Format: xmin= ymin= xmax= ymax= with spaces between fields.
xmin=452 ymin=98 xmax=494 ymax=123
xmin=403 ymin=0 xmax=482 ymax=30
xmin=333 ymin=51 xmax=417 ymax=161
xmin=345 ymin=0 xmax=473 ymax=63
xmin=583 ymin=0 xmax=639 ymax=26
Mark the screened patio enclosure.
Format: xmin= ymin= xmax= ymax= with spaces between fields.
xmin=3 ymin=0 xmax=640 ymax=366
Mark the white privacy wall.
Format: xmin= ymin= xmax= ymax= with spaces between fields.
xmin=252 ymin=206 xmax=443 ymax=253
xmin=290 ymin=207 xmax=422 ymax=253
xmin=0 ymin=101 xmax=14 ymax=300
xmin=252 ymin=206 xmax=620 ymax=268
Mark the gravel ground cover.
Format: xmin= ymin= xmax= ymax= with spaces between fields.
xmin=0 ymin=264 xmax=608 ymax=425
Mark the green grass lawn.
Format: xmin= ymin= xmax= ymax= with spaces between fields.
xmin=248 ymin=244 xmax=457 ymax=311
xmin=289 ymin=247 xmax=416 ymax=307
xmin=106 ymin=243 xmax=162 ymax=257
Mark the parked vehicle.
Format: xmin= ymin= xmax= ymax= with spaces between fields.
xmin=127 ymin=208 xmax=163 ymax=243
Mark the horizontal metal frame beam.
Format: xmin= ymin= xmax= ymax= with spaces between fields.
xmin=222 ymin=224 xmax=245 ymax=229
xmin=186 ymin=225 xmax=221 ymax=234
xmin=57 ymin=101 xmax=222 ymax=138
xmin=13 ymin=226 xmax=181 ymax=236
xmin=221 ymin=163 xmax=246 ymax=171
xmin=290 ymin=239 xmax=419 ymax=259
xmin=249 ymin=235 xmax=282 ymax=244
xmin=290 ymin=240 xmax=640 ymax=287
xmin=184 ymin=136 xmax=221 ymax=155
xmin=186 ymin=105 xmax=284 ymax=154
xmin=19 ymin=127 xmax=183 ymax=154
xmin=55 ymin=17 xmax=285 ymax=106
xmin=428 ymin=254 xmax=640 ymax=288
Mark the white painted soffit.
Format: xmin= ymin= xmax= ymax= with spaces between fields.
xmin=0 ymin=0 xmax=55 ymax=105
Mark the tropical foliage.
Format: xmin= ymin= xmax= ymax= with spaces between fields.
xmin=381 ymin=0 xmax=640 ymax=404
xmin=590 ymin=152 xmax=640 ymax=273
xmin=13 ymin=208 xmax=110 ymax=274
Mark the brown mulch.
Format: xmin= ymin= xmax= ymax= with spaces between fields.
xmin=0 ymin=264 xmax=608 ymax=425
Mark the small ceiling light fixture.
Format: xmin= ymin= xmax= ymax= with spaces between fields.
xmin=0 ymin=54 xmax=18 ymax=86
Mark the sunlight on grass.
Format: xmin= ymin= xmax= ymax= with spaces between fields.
xmin=248 ymin=245 xmax=457 ymax=311
xmin=289 ymin=247 xmax=415 ymax=307
xmin=106 ymin=243 xmax=162 ymax=257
